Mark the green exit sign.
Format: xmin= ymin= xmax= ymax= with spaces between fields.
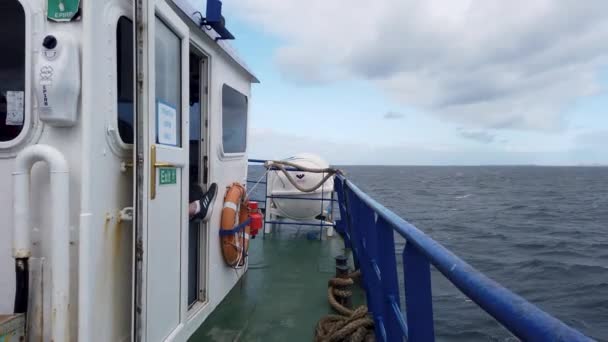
xmin=159 ymin=168 xmax=177 ymax=185
xmin=47 ymin=0 xmax=79 ymax=22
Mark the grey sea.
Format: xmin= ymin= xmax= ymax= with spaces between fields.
xmin=340 ymin=166 xmax=608 ymax=341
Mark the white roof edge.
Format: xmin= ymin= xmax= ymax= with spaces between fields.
xmin=170 ymin=0 xmax=260 ymax=84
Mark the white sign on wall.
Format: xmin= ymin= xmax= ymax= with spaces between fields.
xmin=157 ymin=101 xmax=178 ymax=146
xmin=6 ymin=91 xmax=25 ymax=126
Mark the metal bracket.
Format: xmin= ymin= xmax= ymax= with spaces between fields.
xmin=120 ymin=161 xmax=133 ymax=172
xmin=118 ymin=207 xmax=134 ymax=222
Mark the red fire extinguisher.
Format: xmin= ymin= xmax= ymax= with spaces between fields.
xmin=247 ymin=201 xmax=263 ymax=239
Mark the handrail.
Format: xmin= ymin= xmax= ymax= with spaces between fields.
xmin=334 ymin=174 xmax=592 ymax=342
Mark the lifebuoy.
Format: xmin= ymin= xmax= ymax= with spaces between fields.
xmin=220 ymin=183 xmax=250 ymax=267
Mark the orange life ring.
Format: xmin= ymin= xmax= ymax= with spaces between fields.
xmin=220 ymin=183 xmax=250 ymax=267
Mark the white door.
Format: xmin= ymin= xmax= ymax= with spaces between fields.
xmin=134 ymin=0 xmax=189 ymax=340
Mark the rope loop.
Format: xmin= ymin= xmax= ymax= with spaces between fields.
xmin=264 ymin=160 xmax=341 ymax=193
xmin=314 ymin=270 xmax=375 ymax=342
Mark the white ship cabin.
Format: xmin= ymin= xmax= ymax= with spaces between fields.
xmin=0 ymin=0 xmax=258 ymax=340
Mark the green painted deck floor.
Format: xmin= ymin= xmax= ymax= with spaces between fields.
xmin=190 ymin=228 xmax=360 ymax=342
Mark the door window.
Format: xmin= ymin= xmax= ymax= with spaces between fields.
xmin=155 ymin=17 xmax=182 ymax=147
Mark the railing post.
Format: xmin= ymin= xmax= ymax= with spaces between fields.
xmin=262 ymin=166 xmax=269 ymax=238
xmin=376 ymin=217 xmax=406 ymax=340
xmin=344 ymin=184 xmax=360 ymax=269
xmin=403 ymin=242 xmax=435 ymax=342
xmin=334 ymin=178 xmax=351 ymax=247
xmin=319 ymin=173 xmax=325 ymax=240
xmin=358 ymin=201 xmax=387 ymax=341
xmin=346 ymin=192 xmax=370 ymax=309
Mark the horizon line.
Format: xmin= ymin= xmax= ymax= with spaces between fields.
xmin=247 ymin=160 xmax=608 ymax=167
xmin=330 ymin=164 xmax=608 ymax=167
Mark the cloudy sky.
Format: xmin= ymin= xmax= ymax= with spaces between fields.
xmin=216 ymin=0 xmax=608 ymax=165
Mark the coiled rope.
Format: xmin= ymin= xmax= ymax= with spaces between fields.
xmin=264 ymin=160 xmax=342 ymax=193
xmin=314 ymin=270 xmax=376 ymax=342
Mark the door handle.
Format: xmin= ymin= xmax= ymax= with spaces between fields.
xmin=150 ymin=144 xmax=182 ymax=199
xmin=154 ymin=162 xmax=175 ymax=168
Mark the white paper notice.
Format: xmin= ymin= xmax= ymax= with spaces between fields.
xmin=6 ymin=91 xmax=25 ymax=126
xmin=157 ymin=101 xmax=177 ymax=146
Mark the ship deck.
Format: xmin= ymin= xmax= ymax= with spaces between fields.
xmin=190 ymin=227 xmax=363 ymax=341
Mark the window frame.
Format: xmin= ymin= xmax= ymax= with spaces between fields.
xmin=115 ymin=15 xmax=135 ymax=147
xmin=0 ymin=0 xmax=39 ymax=153
xmin=105 ymin=3 xmax=134 ymax=157
xmin=219 ymin=84 xmax=248 ymax=158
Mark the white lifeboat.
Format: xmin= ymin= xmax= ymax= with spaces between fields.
xmin=267 ymin=153 xmax=335 ymax=220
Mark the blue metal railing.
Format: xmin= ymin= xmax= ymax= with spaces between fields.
xmin=334 ymin=174 xmax=592 ymax=342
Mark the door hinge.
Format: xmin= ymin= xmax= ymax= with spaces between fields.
xmin=203 ymin=156 xmax=209 ymax=184
xmin=135 ymin=240 xmax=143 ymax=261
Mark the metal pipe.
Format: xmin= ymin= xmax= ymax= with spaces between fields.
xmin=248 ymin=158 xmax=268 ymax=163
xmin=263 ymin=220 xmax=335 ymax=227
xmin=339 ymin=175 xmax=591 ymax=341
xmin=12 ymin=144 xmax=70 ymax=342
xmin=78 ymin=212 xmax=92 ymax=342
xmin=266 ymin=195 xmax=337 ymax=202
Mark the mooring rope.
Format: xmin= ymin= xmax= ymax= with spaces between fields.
xmin=314 ymin=270 xmax=375 ymax=342
xmin=246 ymin=169 xmax=270 ymax=198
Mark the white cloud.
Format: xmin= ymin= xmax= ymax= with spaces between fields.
xmin=576 ymin=130 xmax=608 ymax=146
xmin=227 ymin=0 xmax=608 ymax=131
xmin=384 ymin=111 xmax=405 ymax=119
xmin=458 ymin=129 xmax=496 ymax=144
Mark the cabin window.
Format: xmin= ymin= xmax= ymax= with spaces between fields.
xmin=116 ymin=16 xmax=134 ymax=144
xmin=222 ymin=85 xmax=248 ymax=153
xmin=0 ymin=0 xmax=26 ymax=142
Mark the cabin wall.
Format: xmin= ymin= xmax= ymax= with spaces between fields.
xmin=79 ymin=0 xmax=134 ymax=341
xmin=207 ymin=53 xmax=252 ymax=308
xmin=0 ymin=0 xmax=84 ymax=340
xmin=0 ymin=0 xmax=44 ymax=316
xmin=0 ymin=0 xmax=134 ymax=341
xmin=1 ymin=0 xmax=254 ymax=340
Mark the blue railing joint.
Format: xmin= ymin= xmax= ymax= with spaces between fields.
xmin=388 ymin=296 xmax=408 ymax=337
xmin=375 ymin=316 xmax=388 ymax=342
xmin=370 ymin=258 xmax=382 ymax=282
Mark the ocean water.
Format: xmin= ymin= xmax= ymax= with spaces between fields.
xmin=339 ymin=166 xmax=608 ymax=341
